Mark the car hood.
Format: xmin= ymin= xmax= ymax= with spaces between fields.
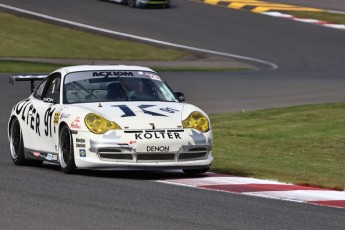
xmin=77 ymin=101 xmax=185 ymax=130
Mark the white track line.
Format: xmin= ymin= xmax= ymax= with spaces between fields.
xmin=157 ymin=173 xmax=345 ymax=209
xmin=262 ymin=11 xmax=345 ymax=30
xmin=245 ymin=190 xmax=345 ymax=202
xmin=0 ymin=3 xmax=278 ymax=70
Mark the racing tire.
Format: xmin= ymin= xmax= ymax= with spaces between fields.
xmin=183 ymin=167 xmax=209 ymax=175
xmin=59 ymin=125 xmax=76 ymax=174
xmin=9 ymin=117 xmax=26 ymax=165
xmin=162 ymin=3 xmax=170 ymax=8
xmin=127 ymin=0 xmax=137 ymax=7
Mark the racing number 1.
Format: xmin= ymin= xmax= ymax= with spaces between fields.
xmin=112 ymin=105 xmax=177 ymax=117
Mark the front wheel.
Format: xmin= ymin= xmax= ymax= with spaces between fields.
xmin=183 ymin=167 xmax=209 ymax=176
xmin=162 ymin=2 xmax=170 ymax=8
xmin=127 ymin=0 xmax=137 ymax=7
xmin=59 ymin=125 xmax=76 ymax=174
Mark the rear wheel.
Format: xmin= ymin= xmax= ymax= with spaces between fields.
xmin=183 ymin=167 xmax=209 ymax=176
xmin=9 ymin=118 xmax=26 ymax=165
xmin=127 ymin=0 xmax=137 ymax=7
xmin=59 ymin=125 xmax=76 ymax=174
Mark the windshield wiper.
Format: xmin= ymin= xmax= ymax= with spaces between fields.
xmin=117 ymin=76 xmax=130 ymax=101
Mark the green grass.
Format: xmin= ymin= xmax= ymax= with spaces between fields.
xmin=0 ymin=60 xmax=250 ymax=73
xmin=0 ymin=12 xmax=187 ymax=60
xmin=0 ymin=12 xmax=252 ymax=73
xmin=210 ymin=103 xmax=345 ymax=190
xmin=283 ymin=11 xmax=345 ymax=24
xmin=0 ymin=61 xmax=65 ymax=73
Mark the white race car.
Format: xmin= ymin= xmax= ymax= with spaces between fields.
xmin=8 ymin=65 xmax=213 ymax=174
xmin=104 ymin=0 xmax=170 ymax=8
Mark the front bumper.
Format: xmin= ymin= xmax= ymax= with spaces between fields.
xmin=72 ymin=129 xmax=213 ymax=169
xmin=138 ymin=0 xmax=170 ymax=5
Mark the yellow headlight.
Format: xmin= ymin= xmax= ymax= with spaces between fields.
xmin=182 ymin=111 xmax=209 ymax=132
xmin=85 ymin=113 xmax=121 ymax=134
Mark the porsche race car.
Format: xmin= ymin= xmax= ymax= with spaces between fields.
xmin=8 ymin=65 xmax=213 ymax=174
xmin=105 ymin=0 xmax=170 ymax=8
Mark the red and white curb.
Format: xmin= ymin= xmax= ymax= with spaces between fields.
xmin=157 ymin=173 xmax=345 ymax=209
xmin=262 ymin=12 xmax=345 ymax=31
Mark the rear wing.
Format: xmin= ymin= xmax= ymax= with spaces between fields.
xmin=9 ymin=75 xmax=48 ymax=93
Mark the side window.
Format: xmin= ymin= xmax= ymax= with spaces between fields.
xmin=42 ymin=73 xmax=61 ymax=103
xmin=33 ymin=78 xmax=48 ymax=100
xmin=45 ymin=77 xmax=61 ymax=95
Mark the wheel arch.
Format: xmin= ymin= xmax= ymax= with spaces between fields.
xmin=58 ymin=121 xmax=77 ymax=173
xmin=8 ymin=115 xmax=19 ymax=141
xmin=56 ymin=121 xmax=69 ymax=149
xmin=58 ymin=121 xmax=69 ymax=133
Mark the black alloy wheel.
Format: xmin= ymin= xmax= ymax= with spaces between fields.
xmin=9 ymin=118 xmax=26 ymax=165
xmin=59 ymin=125 xmax=76 ymax=174
xmin=127 ymin=0 xmax=137 ymax=7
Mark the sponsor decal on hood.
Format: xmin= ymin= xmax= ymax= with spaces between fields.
xmin=79 ymin=102 xmax=184 ymax=130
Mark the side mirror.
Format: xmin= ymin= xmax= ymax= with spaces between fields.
xmin=174 ymin=92 xmax=185 ymax=102
xmin=43 ymin=92 xmax=60 ymax=104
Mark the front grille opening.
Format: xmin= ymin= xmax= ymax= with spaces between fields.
xmin=188 ymin=147 xmax=208 ymax=152
xmin=98 ymin=148 xmax=122 ymax=153
xmin=98 ymin=148 xmax=133 ymax=161
xmin=137 ymin=154 xmax=175 ymax=161
xmin=99 ymin=153 xmax=133 ymax=160
xmin=179 ymin=152 xmax=208 ymax=160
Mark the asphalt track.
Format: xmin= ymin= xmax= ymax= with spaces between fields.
xmin=1 ymin=0 xmax=345 ymax=71
xmin=1 ymin=0 xmax=345 ymax=229
xmin=0 ymin=83 xmax=344 ymax=229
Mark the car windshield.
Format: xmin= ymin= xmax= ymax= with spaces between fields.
xmin=63 ymin=70 xmax=178 ymax=104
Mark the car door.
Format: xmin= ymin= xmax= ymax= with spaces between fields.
xmin=26 ymin=73 xmax=62 ymax=154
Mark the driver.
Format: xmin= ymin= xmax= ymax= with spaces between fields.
xmin=121 ymin=78 xmax=146 ymax=98
xmin=107 ymin=82 xmax=125 ymax=100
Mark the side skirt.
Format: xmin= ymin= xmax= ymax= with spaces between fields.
xmin=24 ymin=148 xmax=59 ymax=163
